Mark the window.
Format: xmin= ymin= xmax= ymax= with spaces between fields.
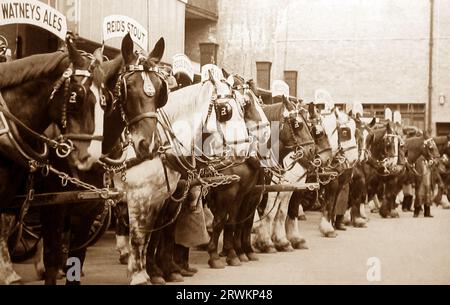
xmin=284 ymin=71 xmax=298 ymax=97
xmin=256 ymin=62 xmax=272 ymax=91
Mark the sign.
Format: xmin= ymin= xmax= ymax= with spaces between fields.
xmin=384 ymin=108 xmax=393 ymax=121
xmin=352 ymin=101 xmax=364 ymax=117
xmin=0 ymin=0 xmax=68 ymax=40
xmin=172 ymin=53 xmax=194 ymax=83
xmin=393 ymin=111 xmax=402 ymax=124
xmin=201 ymin=64 xmax=223 ymax=83
xmin=272 ymin=80 xmax=289 ymax=98
xmin=103 ymin=15 xmax=148 ymax=52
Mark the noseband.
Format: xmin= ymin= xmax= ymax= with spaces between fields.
xmin=49 ymin=54 xmax=104 ymax=157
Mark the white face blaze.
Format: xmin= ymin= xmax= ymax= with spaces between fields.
xmin=79 ymin=83 xmax=104 ymax=170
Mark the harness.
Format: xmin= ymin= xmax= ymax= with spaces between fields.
xmin=0 ymin=53 xmax=102 ymax=167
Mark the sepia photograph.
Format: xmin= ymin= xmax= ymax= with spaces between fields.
xmin=0 ymin=0 xmax=450 ymax=290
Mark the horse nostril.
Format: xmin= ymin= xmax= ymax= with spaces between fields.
xmin=138 ymin=139 xmax=150 ymax=155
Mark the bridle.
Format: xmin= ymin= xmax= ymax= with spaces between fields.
xmin=49 ymin=53 xmax=104 ymax=158
xmin=231 ymin=81 xmax=270 ymax=140
xmin=0 ymin=51 xmax=104 ymax=163
xmin=113 ymin=56 xmax=168 ymax=132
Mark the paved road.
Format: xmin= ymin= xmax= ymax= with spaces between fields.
xmin=14 ymin=207 xmax=450 ymax=285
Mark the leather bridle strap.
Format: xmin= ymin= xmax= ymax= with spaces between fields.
xmin=128 ymin=112 xmax=159 ymax=126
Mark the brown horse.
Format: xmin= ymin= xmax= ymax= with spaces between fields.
xmin=433 ymin=136 xmax=450 ymax=209
xmin=0 ymin=37 xmax=106 ymax=284
xmin=26 ymin=34 xmax=169 ymax=285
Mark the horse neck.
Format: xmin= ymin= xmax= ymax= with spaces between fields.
xmin=406 ymin=138 xmax=424 ymax=163
xmin=102 ymin=107 xmax=126 ymax=154
xmin=2 ymin=75 xmax=62 ymax=134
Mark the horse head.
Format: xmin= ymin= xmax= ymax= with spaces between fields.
xmin=307 ymin=102 xmax=332 ymax=166
xmin=110 ymin=34 xmax=168 ymax=160
xmin=352 ymin=113 xmax=376 ymax=163
xmin=277 ymin=96 xmax=315 ymax=164
xmin=47 ymin=37 xmax=107 ymax=171
xmin=222 ymin=70 xmax=271 ymax=154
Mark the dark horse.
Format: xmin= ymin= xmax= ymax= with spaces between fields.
xmin=0 ymin=37 xmax=106 ymax=284
xmin=144 ymin=73 xmax=272 ymax=284
xmin=431 ymin=136 xmax=450 ymax=209
xmin=358 ymin=122 xmax=406 ymax=220
xmin=33 ymin=34 xmax=169 ymax=285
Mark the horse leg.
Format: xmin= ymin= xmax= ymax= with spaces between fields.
xmin=155 ymin=198 xmax=183 ymax=283
xmin=349 ymin=173 xmax=368 ymax=228
xmin=0 ymin=213 xmax=22 ymax=285
xmin=253 ymin=193 xmax=277 ymax=253
xmin=223 ymin=191 xmax=241 ymax=267
xmin=115 ymin=201 xmax=130 ymax=265
xmin=240 ymin=190 xmax=263 ymax=261
xmin=127 ymin=199 xmax=154 ymax=286
xmin=40 ymin=206 xmax=65 ymax=285
xmin=207 ymin=202 xmax=227 ymax=269
xmin=286 ymin=193 xmax=308 ymax=250
xmin=272 ymin=192 xmax=294 ymax=252
xmin=319 ymin=183 xmax=338 ymax=238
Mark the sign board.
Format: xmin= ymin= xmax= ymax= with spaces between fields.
xmin=201 ymin=64 xmax=223 ymax=83
xmin=172 ymin=53 xmax=194 ymax=82
xmin=272 ymin=80 xmax=289 ymax=98
xmin=0 ymin=0 xmax=68 ymax=40
xmin=103 ymin=15 xmax=148 ymax=52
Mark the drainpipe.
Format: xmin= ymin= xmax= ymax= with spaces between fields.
xmin=427 ymin=0 xmax=435 ymax=135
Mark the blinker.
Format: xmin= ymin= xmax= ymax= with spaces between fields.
xmin=338 ymin=127 xmax=351 ymax=142
xmin=142 ymin=72 xmax=156 ymax=97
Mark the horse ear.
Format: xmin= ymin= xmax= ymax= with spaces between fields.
xmin=222 ymin=68 xmax=230 ymax=79
xmin=93 ymin=46 xmax=104 ymax=64
xmin=66 ymin=36 xmax=83 ymax=67
xmin=369 ymin=117 xmax=377 ymax=128
xmin=148 ymin=37 xmax=165 ymax=63
xmin=282 ymin=96 xmax=294 ymax=111
xmin=247 ymin=79 xmax=258 ymax=93
xmin=121 ymin=33 xmax=135 ymax=64
xmin=208 ymin=70 xmax=216 ymax=85
xmin=308 ymin=103 xmax=316 ymax=118
xmin=348 ymin=110 xmax=353 ymax=118
xmin=226 ymin=75 xmax=234 ymax=87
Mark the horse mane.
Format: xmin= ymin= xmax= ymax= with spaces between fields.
xmin=0 ymin=51 xmax=69 ymax=88
xmin=262 ymin=102 xmax=284 ymax=122
xmin=405 ymin=136 xmax=425 ymax=162
xmin=99 ymin=55 xmax=123 ymax=89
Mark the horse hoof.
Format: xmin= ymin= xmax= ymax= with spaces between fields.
xmin=180 ymin=269 xmax=196 ymax=277
xmin=390 ymin=211 xmax=400 ymax=219
xmin=119 ymin=253 xmax=129 ymax=265
xmin=226 ymin=257 xmax=242 ymax=267
xmin=291 ymin=240 xmax=309 ymax=250
xmin=4 ymin=272 xmax=23 ymax=285
xmin=150 ymin=276 xmax=166 ymax=285
xmin=353 ymin=218 xmax=368 ymax=228
xmin=325 ymin=231 xmax=338 ymax=238
xmin=254 ymin=241 xmax=277 ymax=254
xmin=298 ymin=215 xmax=307 ymax=221
xmin=131 ymin=272 xmax=151 ymax=286
xmin=275 ymin=243 xmax=294 ymax=252
xmin=166 ymin=273 xmax=184 ymax=283
xmin=246 ymin=253 xmax=259 ymax=261
xmin=238 ymin=254 xmax=249 ymax=263
xmin=371 ymin=208 xmax=379 ymax=214
xmin=208 ymin=259 xmax=226 ymax=269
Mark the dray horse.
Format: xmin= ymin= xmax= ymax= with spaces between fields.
xmin=115 ymin=69 xmax=255 ymax=285
xmin=306 ymin=100 xmax=359 ymax=238
xmin=31 ymin=34 xmax=170 ymax=285
xmin=144 ymin=73 xmax=271 ymax=284
xmin=253 ymin=98 xmax=317 ymax=253
xmin=0 ymin=36 xmax=106 ymax=285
